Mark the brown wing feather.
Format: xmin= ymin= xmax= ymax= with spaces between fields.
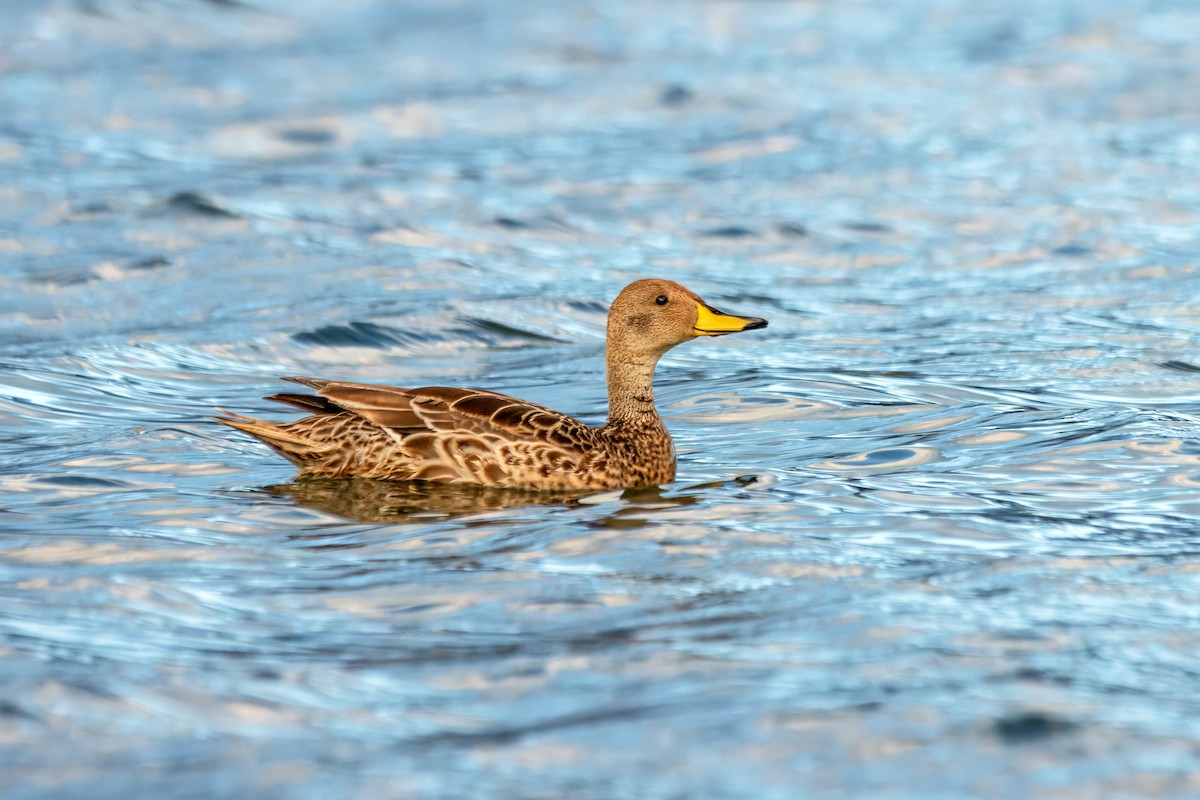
xmin=310 ymin=385 xmax=426 ymax=429
xmin=266 ymin=393 xmax=342 ymax=414
xmin=253 ymin=378 xmax=602 ymax=487
xmin=307 ymin=380 xmax=594 ymax=446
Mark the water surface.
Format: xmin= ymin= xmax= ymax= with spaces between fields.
xmin=4 ymin=0 xmax=1200 ymax=797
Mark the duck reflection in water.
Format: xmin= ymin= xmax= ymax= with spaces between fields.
xmin=264 ymin=476 xmax=756 ymax=524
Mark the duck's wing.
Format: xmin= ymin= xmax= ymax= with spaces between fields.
xmin=275 ymin=376 xmax=594 ymax=446
xmin=236 ymin=376 xmax=600 ymax=485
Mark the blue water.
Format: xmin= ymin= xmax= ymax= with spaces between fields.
xmin=4 ymin=0 xmax=1200 ymax=797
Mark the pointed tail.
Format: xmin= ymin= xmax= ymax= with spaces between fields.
xmin=215 ymin=409 xmax=331 ymax=468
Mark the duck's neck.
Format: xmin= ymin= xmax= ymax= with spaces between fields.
xmin=605 ymin=351 xmax=663 ymax=426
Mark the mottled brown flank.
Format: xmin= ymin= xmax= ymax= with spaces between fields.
xmin=218 ymin=279 xmax=765 ymax=490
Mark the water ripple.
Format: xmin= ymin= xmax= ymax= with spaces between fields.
xmin=5 ymin=0 xmax=1200 ymax=797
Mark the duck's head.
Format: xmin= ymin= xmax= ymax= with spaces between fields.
xmin=607 ymin=278 xmax=768 ymax=360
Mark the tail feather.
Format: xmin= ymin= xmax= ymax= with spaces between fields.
xmin=215 ymin=409 xmax=333 ymax=466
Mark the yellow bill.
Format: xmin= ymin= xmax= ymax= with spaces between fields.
xmin=693 ymin=302 xmax=769 ymax=336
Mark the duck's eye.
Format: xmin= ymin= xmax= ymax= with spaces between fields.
xmin=655 ymin=295 xmax=668 ymax=306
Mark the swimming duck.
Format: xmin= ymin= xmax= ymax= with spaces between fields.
xmin=219 ymin=279 xmax=767 ymax=490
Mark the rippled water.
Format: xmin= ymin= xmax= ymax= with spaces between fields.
xmin=5 ymin=0 xmax=1200 ymax=797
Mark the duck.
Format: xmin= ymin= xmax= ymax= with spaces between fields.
xmin=218 ymin=278 xmax=767 ymax=490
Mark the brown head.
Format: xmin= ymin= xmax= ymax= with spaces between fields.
xmin=606 ymin=278 xmax=768 ymax=362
